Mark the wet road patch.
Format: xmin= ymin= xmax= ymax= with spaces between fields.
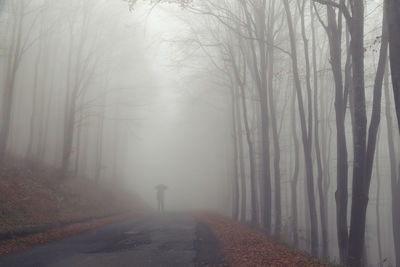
xmin=91 ymin=231 xmax=151 ymax=253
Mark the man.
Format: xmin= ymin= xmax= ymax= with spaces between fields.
xmin=155 ymin=184 xmax=167 ymax=212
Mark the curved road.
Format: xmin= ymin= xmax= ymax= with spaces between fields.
xmin=0 ymin=213 xmax=224 ymax=267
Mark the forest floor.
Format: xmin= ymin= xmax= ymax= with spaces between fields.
xmin=0 ymin=160 xmax=149 ymax=256
xmin=198 ymin=213 xmax=329 ymax=267
xmin=0 ymin=208 xmax=333 ymax=266
xmin=0 ymin=162 xmax=331 ymax=266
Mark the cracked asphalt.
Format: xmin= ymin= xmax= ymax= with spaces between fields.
xmin=0 ymin=213 xmax=224 ymax=267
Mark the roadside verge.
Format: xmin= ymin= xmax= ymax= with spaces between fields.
xmin=197 ymin=213 xmax=329 ymax=267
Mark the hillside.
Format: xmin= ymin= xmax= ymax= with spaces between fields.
xmin=0 ymin=161 xmax=148 ymax=236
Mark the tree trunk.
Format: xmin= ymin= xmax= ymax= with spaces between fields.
xmin=61 ymin=107 xmax=75 ymax=179
xmin=26 ymin=40 xmax=42 ymax=161
xmin=95 ymin=94 xmax=105 ymax=183
xmin=387 ymin=0 xmax=400 ymax=131
xmin=283 ymin=0 xmax=319 ymax=256
xmin=311 ymin=3 xmax=328 ymax=259
xmin=290 ymin=86 xmax=300 ymax=248
xmin=236 ymin=84 xmax=247 ymax=223
xmin=240 ymin=0 xmax=270 ymax=230
xmin=265 ymin=0 xmax=280 ymax=238
xmin=0 ymin=6 xmax=24 ymax=164
xmin=347 ymin=1 xmax=367 ymax=265
xmin=231 ymin=82 xmax=240 ymax=221
xmin=323 ymin=5 xmax=350 ymax=262
xmin=73 ymin=109 xmax=84 ymax=178
xmin=385 ymin=1 xmax=400 ymax=264
xmin=230 ymin=49 xmax=259 ymax=225
xmin=384 ymin=58 xmax=400 ymax=267
xmin=375 ymin=136 xmax=383 ymax=267
xmin=239 ymin=82 xmax=258 ymax=226
xmin=348 ymin=2 xmax=388 ymax=265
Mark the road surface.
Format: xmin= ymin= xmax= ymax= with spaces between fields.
xmin=0 ymin=213 xmax=224 ymax=267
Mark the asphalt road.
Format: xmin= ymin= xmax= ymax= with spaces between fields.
xmin=0 ymin=213 xmax=224 ymax=267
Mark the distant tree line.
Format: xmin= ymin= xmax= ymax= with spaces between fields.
xmin=0 ymin=0 xmax=141 ymax=185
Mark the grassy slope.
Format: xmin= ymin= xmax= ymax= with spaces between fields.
xmin=0 ymin=162 xmax=147 ymax=234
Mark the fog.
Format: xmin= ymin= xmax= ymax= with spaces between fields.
xmin=119 ymin=4 xmax=233 ymax=211
xmin=1 ymin=0 xmax=400 ymax=266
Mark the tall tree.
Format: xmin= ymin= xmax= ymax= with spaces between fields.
xmin=386 ymin=1 xmax=400 ymax=264
xmin=313 ymin=2 xmax=350 ymax=261
xmin=384 ymin=59 xmax=400 ymax=267
xmin=283 ymin=0 xmax=319 ymax=256
xmin=0 ymin=1 xmax=41 ymax=164
xmin=230 ymin=45 xmax=259 ymax=225
xmin=266 ymin=0 xmax=282 ymax=238
xmin=61 ymin=3 xmax=100 ymax=178
xmin=310 ymin=2 xmax=328 ymax=259
xmin=240 ymin=0 xmax=270 ymax=229
xmin=347 ymin=1 xmax=388 ymax=265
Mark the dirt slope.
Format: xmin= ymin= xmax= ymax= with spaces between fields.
xmin=0 ymin=162 xmax=148 ymax=235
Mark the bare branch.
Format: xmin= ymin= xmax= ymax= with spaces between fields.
xmin=312 ymin=0 xmax=351 ymax=21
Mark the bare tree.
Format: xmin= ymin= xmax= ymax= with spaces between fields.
xmin=313 ymin=2 xmax=350 ymax=262
xmin=0 ymin=1 xmax=42 ymax=164
xmin=60 ymin=3 xmax=101 ymax=178
xmin=283 ymin=0 xmax=319 ymax=256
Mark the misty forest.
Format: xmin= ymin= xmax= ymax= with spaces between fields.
xmin=0 ymin=0 xmax=399 ymax=266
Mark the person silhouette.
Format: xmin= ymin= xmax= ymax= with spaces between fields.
xmin=155 ymin=184 xmax=167 ymax=212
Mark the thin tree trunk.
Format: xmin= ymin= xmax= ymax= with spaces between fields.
xmin=384 ymin=59 xmax=400 ymax=267
xmin=230 ymin=49 xmax=258 ymax=225
xmin=0 ymin=5 xmax=24 ymax=164
xmin=95 ymin=95 xmax=105 ymax=183
xmin=316 ymin=4 xmax=350 ymax=261
xmin=290 ymin=86 xmax=300 ymax=248
xmin=38 ymin=57 xmax=56 ymax=162
xmin=238 ymin=79 xmax=258 ymax=226
xmin=112 ymin=117 xmax=120 ymax=183
xmin=231 ymin=82 xmax=240 ymax=221
xmin=240 ymin=0 xmax=269 ymax=230
xmin=375 ymin=134 xmax=383 ymax=267
xmin=266 ymin=0 xmax=281 ymax=238
xmin=283 ymin=0 xmax=319 ymax=256
xmin=26 ymin=39 xmax=43 ymax=161
xmin=237 ymin=84 xmax=247 ymax=223
xmin=310 ymin=3 xmax=328 ymax=259
xmin=74 ymin=110 xmax=83 ymax=178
